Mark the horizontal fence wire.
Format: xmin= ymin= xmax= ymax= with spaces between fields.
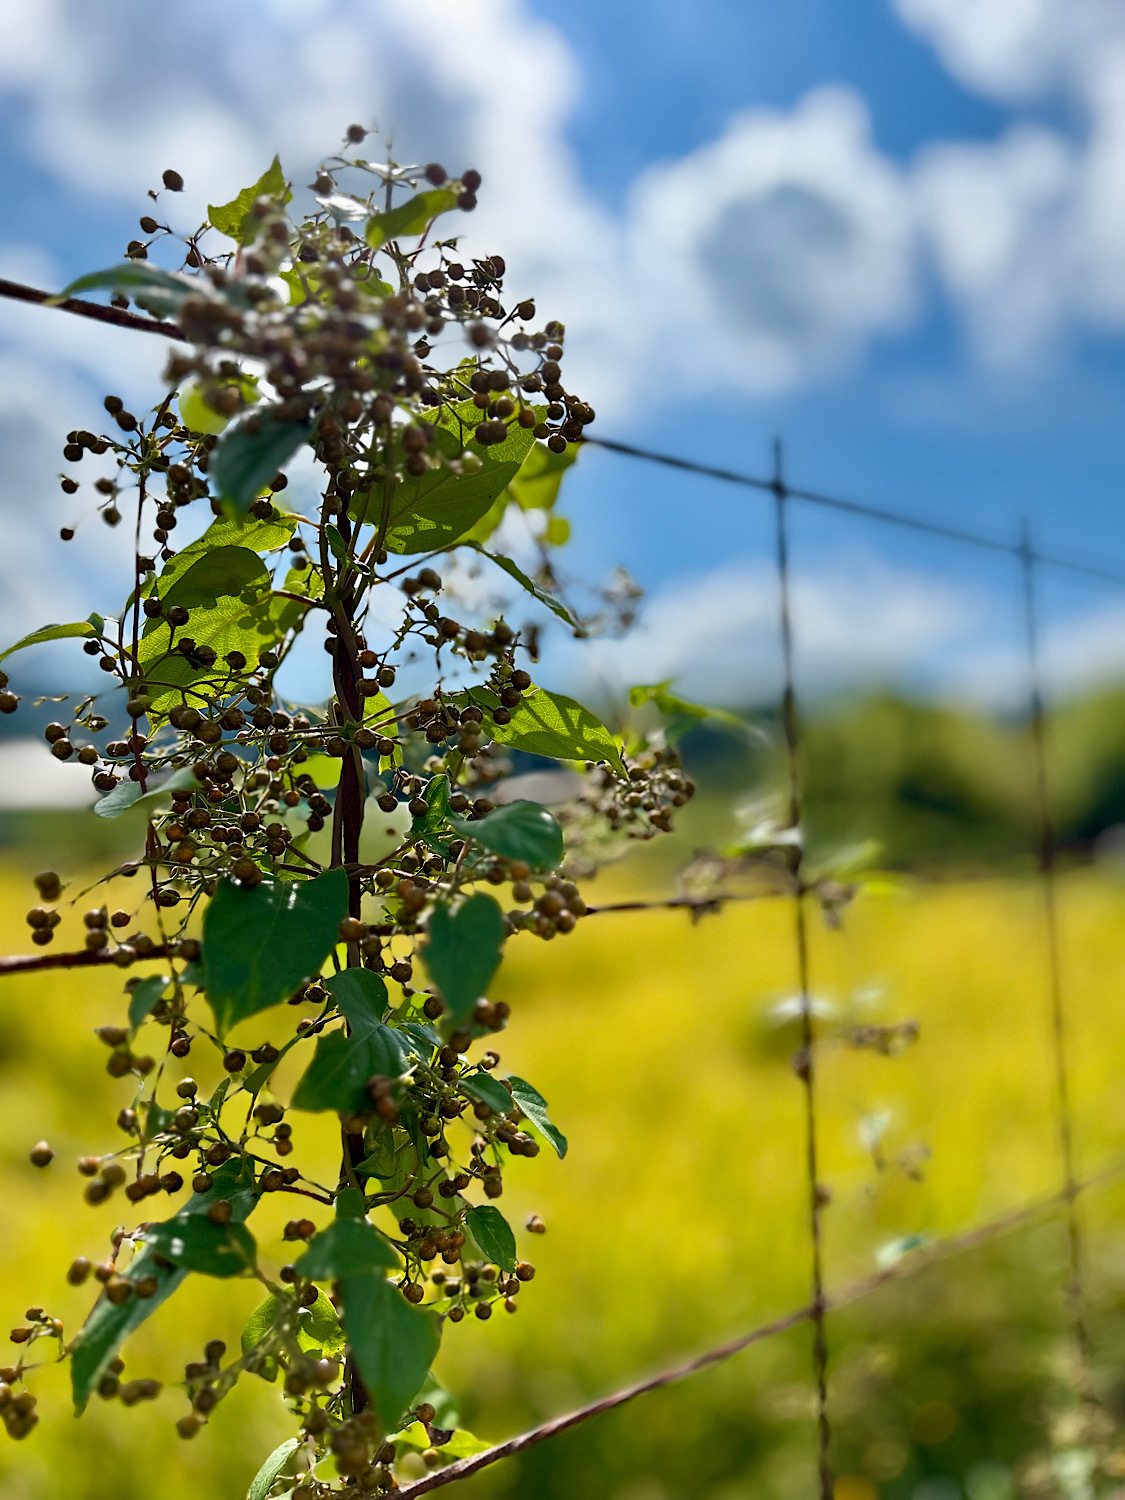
xmin=394 ymin=1161 xmax=1125 ymax=1498
xmin=1 ymin=275 xmax=1124 ymax=586
xmin=1 ymin=275 xmax=1122 ymax=1495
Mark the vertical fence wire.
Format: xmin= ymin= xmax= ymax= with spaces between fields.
xmin=772 ymin=441 xmax=833 ymax=1498
xmin=1018 ymin=524 xmax=1092 ymax=1389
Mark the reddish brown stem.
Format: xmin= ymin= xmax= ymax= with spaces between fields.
xmin=0 ymin=945 xmax=174 ymax=976
xmin=0 ymin=278 xmax=186 ymax=340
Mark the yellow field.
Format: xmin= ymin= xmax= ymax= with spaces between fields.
xmin=0 ymin=865 xmax=1123 ymax=1499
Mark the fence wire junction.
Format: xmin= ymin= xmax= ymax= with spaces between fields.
xmin=0 ymin=278 xmax=1121 ymax=1496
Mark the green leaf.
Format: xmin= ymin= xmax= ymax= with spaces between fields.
xmin=160 ymin=545 xmax=270 ymax=611
xmin=508 ymin=1075 xmax=568 ymax=1158
xmin=202 ymin=870 xmax=348 ymax=1035
xmin=241 ymin=1287 xmax=345 ymax=1383
xmin=211 ymin=410 xmax=312 ymax=515
xmin=128 ymin=974 xmax=169 ymax=1031
xmin=177 ymin=375 xmax=259 ymax=437
xmin=291 ymin=1019 xmax=409 ymax=1114
xmin=413 ymin=1373 xmax=460 ymax=1430
xmin=455 ymin=800 xmax=563 ymax=868
xmin=459 ymin=543 xmax=584 ymax=632
xmin=411 ymin=774 xmax=450 ymax=839
xmin=93 ymin=764 xmax=199 ymax=821
xmin=146 ymin=1099 xmax=176 ymax=1137
xmin=141 ymin=1214 xmax=257 ymax=1278
xmin=391 ymin=1420 xmax=489 ymax=1459
xmin=0 ymin=620 xmax=97 ymax=661
xmin=365 ymin=189 xmax=459 ymax=249
xmin=508 ymin=439 xmax=579 ymax=510
xmin=422 ymin=895 xmax=505 ymax=1025
xmin=350 ymin=400 xmax=537 ymax=553
xmin=71 ymin=1161 xmax=255 ymax=1412
xmin=628 ymin=680 xmax=745 ymax=732
xmin=248 ymin=1437 xmax=300 ymax=1500
xmin=487 ymin=688 xmax=625 ymax=773
xmin=58 ymin=262 xmax=199 ymax=318
xmin=464 ymin=1205 xmax=517 ymax=1273
xmin=301 ymin=754 xmax=342 ymax=789
xmin=336 ymin=1186 xmax=366 ymax=1219
xmin=296 ymin=1217 xmax=399 ymax=1280
xmin=326 ymin=969 xmax=393 ymax=1039
xmin=339 ymin=1272 xmax=440 ymax=1432
xmin=461 ymin=1074 xmax=513 ymax=1117
xmin=158 ymin=514 xmax=297 ymax=593
xmin=136 ymin=546 xmax=277 ymax=715
xmin=209 ymin=156 xmax=292 ymax=243
xmin=290 ymin=1032 xmax=360 ymax=1113
xmin=433 ymin=1429 xmax=493 ymax=1459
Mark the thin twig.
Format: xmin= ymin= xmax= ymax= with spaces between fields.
xmin=582 ymin=891 xmax=779 ymax=917
xmin=0 ymin=278 xmax=186 ymax=341
xmin=0 ymin=277 xmax=1123 ymax=585
xmin=0 ymin=944 xmax=174 ymax=976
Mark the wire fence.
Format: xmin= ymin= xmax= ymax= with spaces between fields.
xmin=2 ymin=278 xmax=1123 ymax=1496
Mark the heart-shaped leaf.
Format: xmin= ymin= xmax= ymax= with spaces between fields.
xmin=456 ymin=800 xmax=563 ymax=868
xmin=422 ymin=895 xmax=505 ymax=1025
xmin=296 ymin=1217 xmax=399 ymax=1280
xmin=202 ymin=869 xmax=348 ymax=1035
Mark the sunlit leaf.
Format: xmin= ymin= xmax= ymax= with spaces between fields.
xmin=509 ymin=439 xmax=578 ymax=510
xmin=479 ymin=687 xmax=625 ymax=773
xmin=157 ymin=514 xmax=297 ymax=594
xmin=349 ymin=401 xmax=537 ymax=553
xmin=365 ymin=189 xmax=459 ymax=249
xmin=241 ymin=1287 xmax=345 ymax=1383
xmin=0 ymin=620 xmax=97 ymax=661
xmin=208 ymin=156 xmax=292 ymax=243
xmin=248 ymin=1438 xmax=299 ymax=1500
xmin=629 ymin=680 xmax=745 ymax=732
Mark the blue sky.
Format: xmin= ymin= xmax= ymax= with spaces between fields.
xmin=3 ymin=0 xmax=1125 ymax=718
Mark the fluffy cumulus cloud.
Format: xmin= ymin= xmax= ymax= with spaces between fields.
xmin=898 ymin=0 xmax=1125 ymax=364
xmin=5 ymin=0 xmax=1125 ymax=695
xmin=625 ymin=90 xmax=917 ymax=392
xmin=890 ymin=0 xmax=1125 ymax=100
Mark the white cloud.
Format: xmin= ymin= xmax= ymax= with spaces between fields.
xmin=0 ymin=740 xmax=96 ymax=809
xmin=556 ymin=550 xmax=979 ymax=707
xmin=5 ymin=0 xmax=1125 ymax=697
xmin=890 ymin=0 xmax=1125 ymax=100
xmin=888 ymin=0 xmax=1125 ymax=367
xmin=625 ymin=89 xmax=917 ymax=393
